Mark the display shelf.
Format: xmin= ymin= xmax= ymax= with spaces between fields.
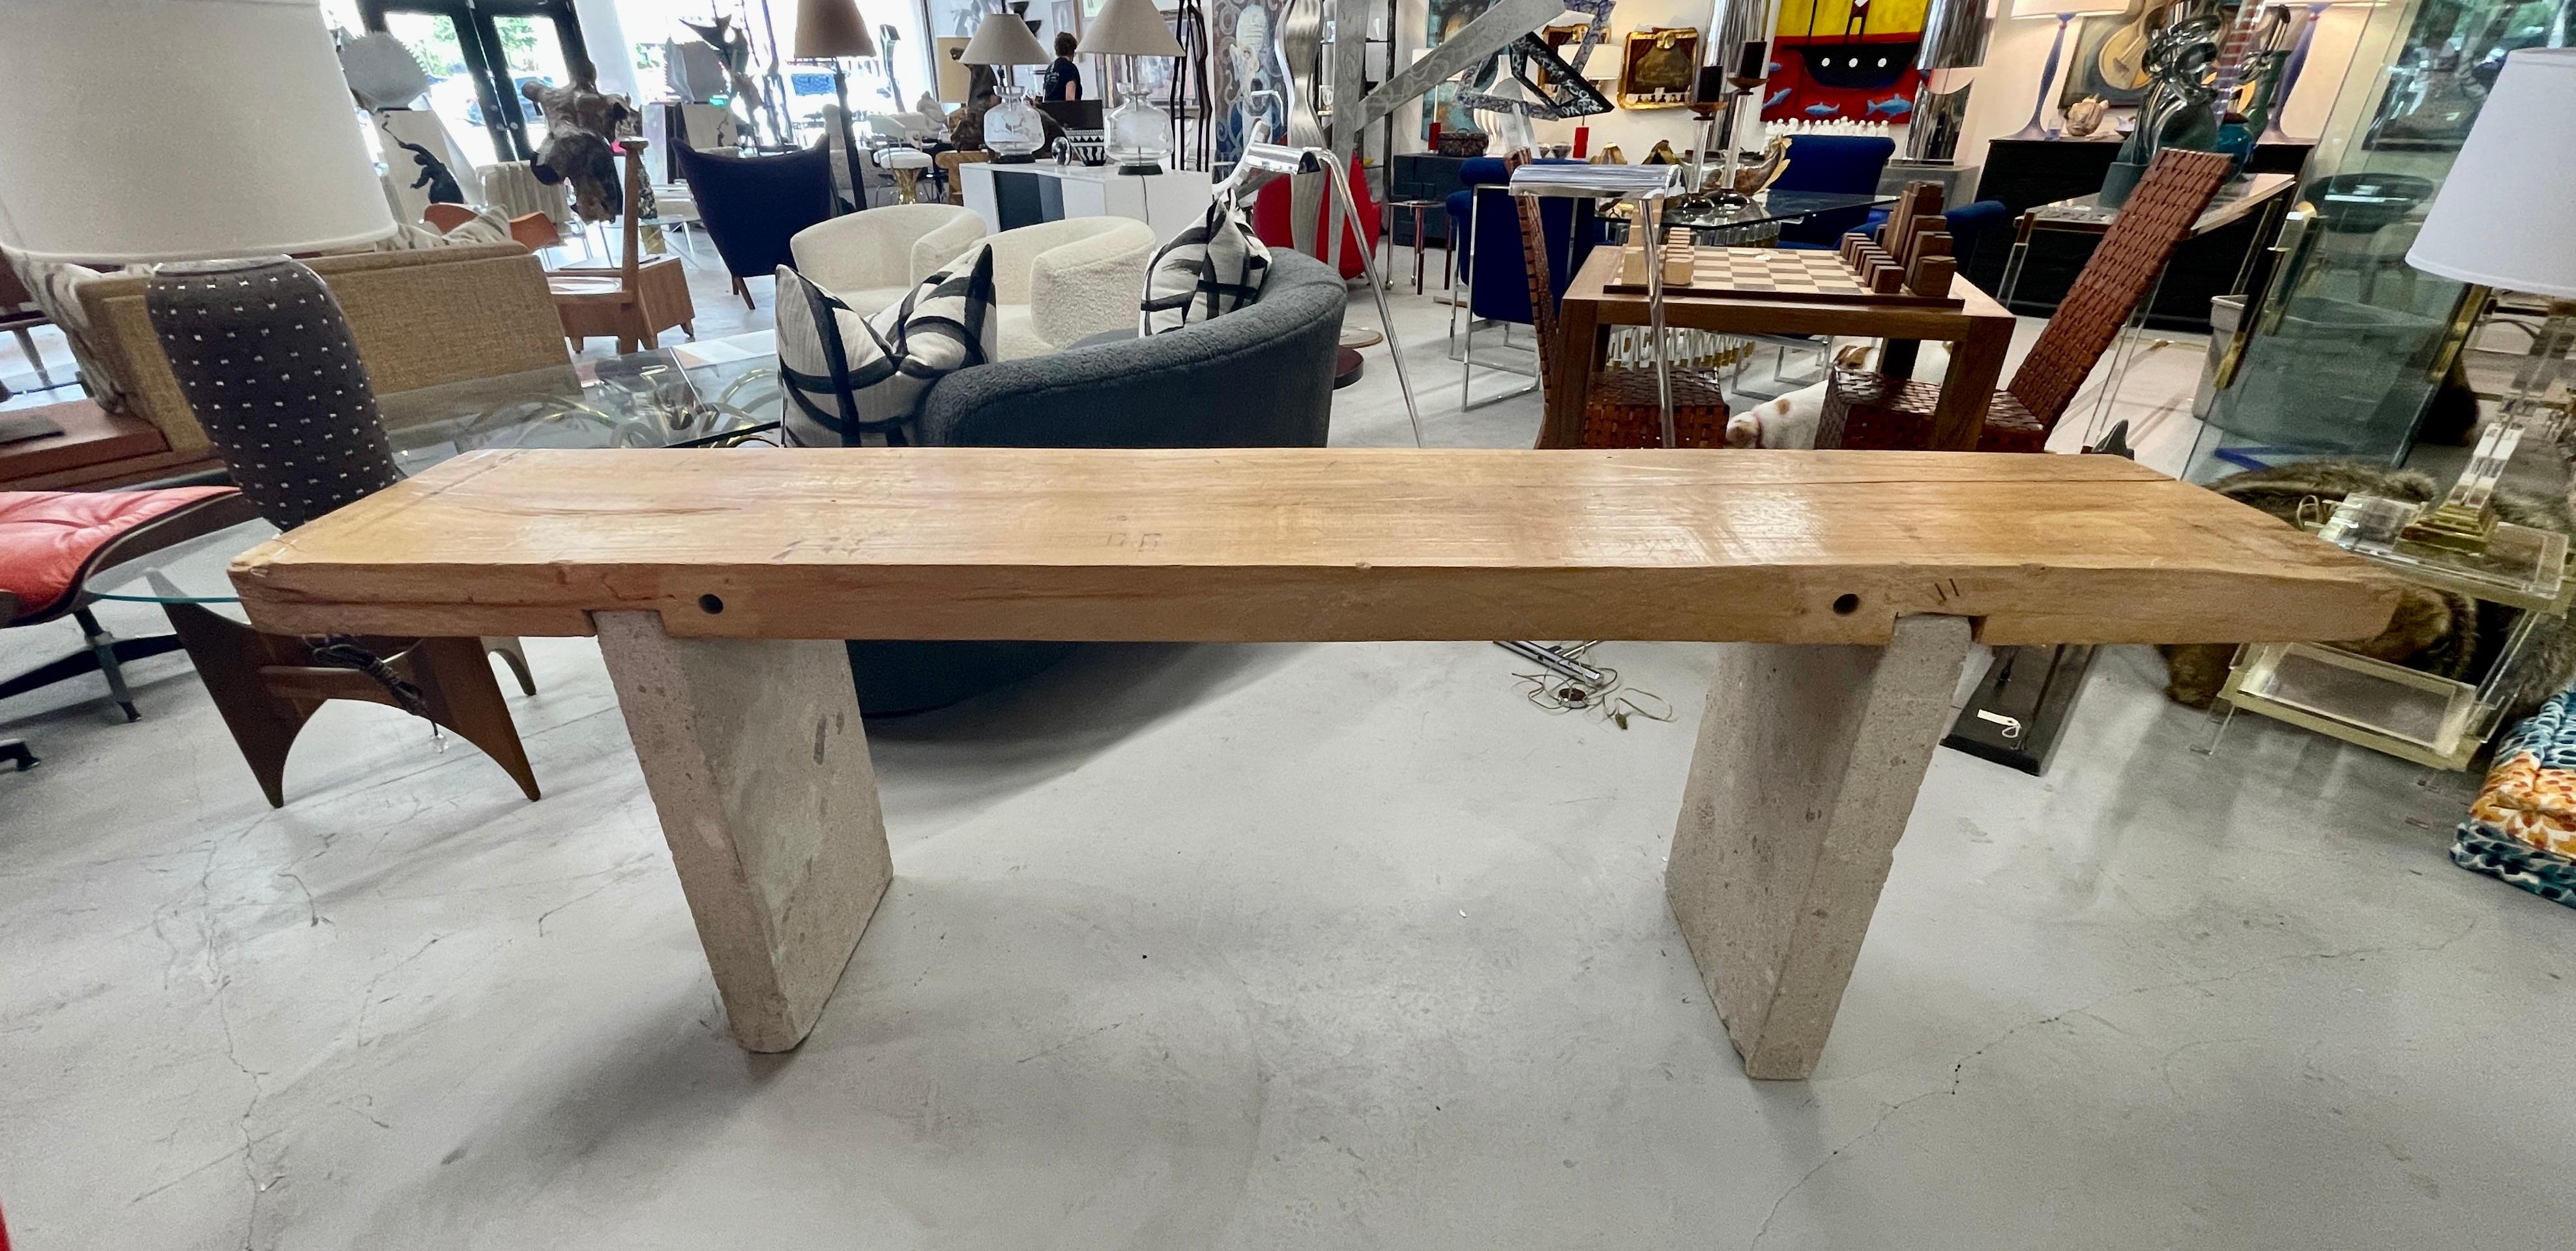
xmin=2219 ymin=492 xmax=2575 ymax=769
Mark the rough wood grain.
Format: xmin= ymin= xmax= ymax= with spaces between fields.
xmin=230 ymin=447 xmax=2397 ymax=647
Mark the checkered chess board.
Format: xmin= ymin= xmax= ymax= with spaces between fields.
xmin=1605 ymin=246 xmax=1964 ymax=308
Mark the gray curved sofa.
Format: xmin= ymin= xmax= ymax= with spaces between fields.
xmin=850 ymin=249 xmax=1346 ymax=713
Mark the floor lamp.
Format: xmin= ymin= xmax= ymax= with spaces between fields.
xmin=797 ymin=0 xmax=880 ymax=213
xmin=1220 ymin=134 xmax=1424 ymax=444
xmin=0 ymin=0 xmax=404 ymax=530
xmin=2002 ymin=0 xmax=2130 ymax=141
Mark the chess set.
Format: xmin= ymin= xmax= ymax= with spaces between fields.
xmin=1605 ymin=180 xmax=1965 ymax=309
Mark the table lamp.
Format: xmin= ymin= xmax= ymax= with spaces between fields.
xmin=0 ymin=0 xmax=408 ymax=530
xmin=963 ymin=8 xmax=1055 ymax=160
xmin=2002 ymin=0 xmax=2131 ymax=141
xmin=1079 ymin=0 xmax=1186 ymax=173
xmin=2407 ymin=48 xmax=2576 ymax=446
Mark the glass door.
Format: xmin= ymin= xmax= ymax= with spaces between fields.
xmin=362 ymin=0 xmax=593 ymax=163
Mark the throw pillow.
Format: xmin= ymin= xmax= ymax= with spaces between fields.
xmin=1139 ymin=194 xmax=1269 ymax=334
xmin=1 ymin=247 xmax=130 ymax=414
xmin=778 ymin=244 xmax=997 ymax=448
xmin=372 ymin=205 xmax=516 ymax=251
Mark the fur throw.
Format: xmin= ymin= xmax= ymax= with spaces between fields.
xmin=2161 ymin=460 xmax=2576 ymax=723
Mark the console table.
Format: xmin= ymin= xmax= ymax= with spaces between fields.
xmin=959 ymin=162 xmax=1213 ymax=241
xmin=229 ymin=448 xmax=2393 ymax=1080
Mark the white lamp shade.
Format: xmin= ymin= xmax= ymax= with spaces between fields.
xmin=0 ymin=0 xmax=397 ymax=263
xmin=961 ymin=11 xmax=1053 ymax=65
xmin=2011 ymin=0 xmax=2128 ymax=17
xmin=1079 ymin=0 xmax=1183 ymax=57
xmin=2407 ymin=48 xmax=2576 ymax=299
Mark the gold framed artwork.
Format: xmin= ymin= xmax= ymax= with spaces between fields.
xmin=1619 ymin=27 xmax=1699 ymax=109
xmin=1532 ymin=22 xmax=1587 ymax=89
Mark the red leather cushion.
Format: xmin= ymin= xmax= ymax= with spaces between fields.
xmin=0 ymin=487 xmax=239 ymax=622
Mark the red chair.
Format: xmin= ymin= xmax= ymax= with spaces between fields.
xmin=1 ymin=487 xmax=256 ymax=732
xmin=1252 ymin=151 xmax=1381 ymax=280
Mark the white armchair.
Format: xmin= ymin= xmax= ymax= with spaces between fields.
xmin=956 ymin=218 xmax=1160 ymax=360
xmin=788 ymin=203 xmax=988 ymax=316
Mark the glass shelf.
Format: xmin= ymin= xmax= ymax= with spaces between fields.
xmin=2314 ymin=493 xmax=2571 ymax=613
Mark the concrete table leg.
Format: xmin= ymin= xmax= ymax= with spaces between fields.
xmin=594 ymin=612 xmax=893 ymax=1052
xmin=1666 ymin=614 xmax=1973 ymax=1080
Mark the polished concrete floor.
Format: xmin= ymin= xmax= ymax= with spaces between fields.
xmin=6 ymin=272 xmax=2576 ymax=1248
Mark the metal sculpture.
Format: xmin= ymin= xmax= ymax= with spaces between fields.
xmin=1452 ymin=0 xmax=1615 ymax=121
xmin=2100 ymin=0 xmax=2225 ymax=205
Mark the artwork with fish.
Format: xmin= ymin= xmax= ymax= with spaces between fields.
xmin=1761 ymin=0 xmax=1927 ymax=122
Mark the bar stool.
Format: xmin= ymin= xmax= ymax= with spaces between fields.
xmin=881 ymin=147 xmax=933 ymax=205
xmin=1383 ymin=198 xmax=1446 ymax=294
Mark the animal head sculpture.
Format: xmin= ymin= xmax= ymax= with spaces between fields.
xmin=522 ymin=78 xmax=634 ymax=222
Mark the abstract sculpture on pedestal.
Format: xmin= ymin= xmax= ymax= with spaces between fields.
xmin=2098 ymin=0 xmax=2224 ymax=206
xmin=521 ymin=77 xmax=637 ymax=222
xmin=1452 ymin=0 xmax=1614 ymax=121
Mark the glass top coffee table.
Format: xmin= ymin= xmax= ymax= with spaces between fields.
xmin=78 ymin=330 xmax=783 ymax=807
xmin=1665 ymin=190 xmax=1895 ymax=246
xmin=87 ymin=331 xmax=782 ymax=607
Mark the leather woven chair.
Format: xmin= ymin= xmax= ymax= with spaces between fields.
xmin=1514 ymin=195 xmax=1727 ymax=448
xmin=672 ymin=141 xmax=835 ymax=309
xmin=1 ymin=487 xmax=256 ymax=724
xmin=1819 ymin=149 xmax=2234 ymax=453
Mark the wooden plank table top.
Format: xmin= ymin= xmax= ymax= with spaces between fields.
xmin=232 ymin=446 xmax=2396 ymax=648
xmin=1541 ymin=249 xmax=2019 ymax=451
xmin=225 ymin=444 xmax=2401 ymax=1072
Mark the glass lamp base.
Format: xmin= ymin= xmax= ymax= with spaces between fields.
xmin=1104 ymin=90 xmax=1172 ymax=174
xmin=982 ymin=88 xmax=1047 ymax=160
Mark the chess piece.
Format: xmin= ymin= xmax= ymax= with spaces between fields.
xmin=1868 ymin=263 xmax=1905 ymax=295
xmin=1901 ymin=214 xmax=1944 ymax=272
xmin=1907 ymin=254 xmax=1957 ymax=298
xmin=1662 ymin=227 xmax=1695 ymax=286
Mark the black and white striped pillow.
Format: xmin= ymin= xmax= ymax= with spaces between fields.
xmin=1138 ymin=195 xmax=1270 ymax=334
xmin=777 ymin=244 xmax=997 ymax=448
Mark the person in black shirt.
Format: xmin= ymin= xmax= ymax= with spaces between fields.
xmin=1042 ymin=31 xmax=1082 ymax=101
